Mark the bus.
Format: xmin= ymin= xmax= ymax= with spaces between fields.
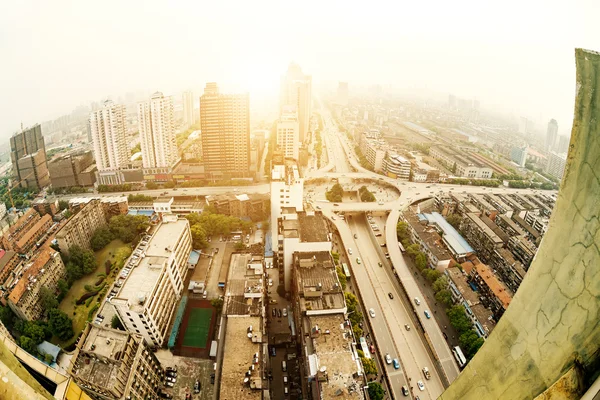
xmin=342 ymin=263 xmax=351 ymax=279
xmin=398 ymin=241 xmax=405 ymax=254
xmin=452 ymin=346 xmax=467 ymax=368
xmin=359 ymin=337 xmax=371 ymax=359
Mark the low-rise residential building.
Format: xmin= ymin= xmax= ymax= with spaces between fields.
xmin=489 ymin=248 xmax=526 ymax=294
xmin=70 ymin=323 xmax=166 ymax=400
xmin=110 ymin=215 xmax=192 ymax=346
xmin=277 ymin=211 xmax=332 ymax=291
xmin=469 ymin=263 xmax=513 ymax=320
xmin=401 ymin=209 xmax=455 ymax=270
xmin=206 ymin=193 xmax=269 ymax=221
xmin=494 ymin=214 xmax=525 ymax=238
xmin=219 ymin=316 xmax=263 ymax=400
xmin=32 ymin=198 xmax=58 ymax=217
xmin=225 ymin=253 xmax=264 ymax=316
xmin=55 ymin=199 xmax=106 ymax=254
xmin=545 ymin=151 xmax=567 ymax=180
xmin=0 ymin=250 xmax=21 ymax=289
xmin=270 ymin=162 xmax=304 ymax=242
xmin=468 ymin=193 xmax=498 ymax=220
xmin=361 ymin=135 xmax=387 ymax=172
xmin=6 ymin=247 xmax=66 ymax=321
xmin=507 ymin=235 xmax=537 ymax=269
xmin=68 ymin=196 xmax=128 ymax=221
xmin=445 ymin=267 xmax=495 ymax=338
xmin=1 ymin=209 xmax=53 ymax=253
xmin=430 ymin=146 xmax=493 ymax=178
xmin=383 ymin=154 xmax=410 ymax=180
xmin=524 ymin=211 xmax=550 ymax=235
xmin=461 ymin=213 xmax=506 ymax=263
xmin=291 ymin=252 xmax=363 ymax=399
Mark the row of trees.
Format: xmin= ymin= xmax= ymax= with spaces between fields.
xmin=358 ymin=186 xmax=376 ymax=202
xmin=47 ymin=186 xmax=88 ymax=195
xmin=315 ymin=130 xmax=323 ymax=168
xmin=354 ymin=146 xmax=374 ymax=171
xmin=345 ymin=293 xmax=364 ymax=339
xmin=127 ymin=194 xmax=153 ymax=202
xmin=90 ymin=215 xmax=150 ymax=250
xmin=507 ymin=180 xmax=556 ymax=190
xmin=98 ymin=184 xmax=133 ymax=193
xmin=447 ymin=304 xmax=485 ymax=360
xmin=325 ymin=183 xmax=343 ymax=202
xmin=185 ymin=206 xmax=254 ymax=249
xmin=446 ymin=178 xmax=501 ymax=187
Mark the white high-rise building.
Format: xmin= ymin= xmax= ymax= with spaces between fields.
xmin=280 ymin=63 xmax=312 ymax=143
xmin=138 ymin=92 xmax=178 ymax=169
xmin=276 ymin=106 xmax=300 ymax=160
xmin=546 ymin=151 xmax=567 ymax=180
xmin=182 ymin=90 xmax=195 ymax=128
xmin=89 ymin=100 xmax=128 ymax=171
xmin=270 ymin=163 xmax=303 ymax=242
xmin=546 ymin=119 xmax=559 ymax=152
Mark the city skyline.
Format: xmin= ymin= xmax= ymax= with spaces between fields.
xmin=2 ymin=0 xmax=598 ymax=141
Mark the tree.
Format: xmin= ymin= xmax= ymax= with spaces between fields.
xmin=396 ymin=221 xmax=409 ymax=241
xmin=460 ymin=329 xmax=485 ymax=358
xmin=90 ymin=226 xmax=114 ymax=251
xmin=368 ymin=382 xmax=385 ymax=400
xmin=19 ymin=336 xmax=37 ymax=355
xmin=325 ymin=183 xmax=344 ymax=202
xmin=423 ymin=268 xmax=441 ymax=282
xmin=446 ymin=214 xmax=462 ymax=230
xmin=211 ymin=298 xmax=224 ymax=312
xmin=336 ymin=267 xmax=347 ymax=290
xmin=361 ymin=357 xmax=377 ymax=376
xmin=358 ymin=186 xmax=376 ymax=202
xmin=127 ymin=194 xmax=153 ymax=202
xmin=22 ymin=322 xmax=47 ymax=344
xmin=163 ymin=181 xmax=176 ymax=189
xmin=234 ymin=242 xmax=246 ymax=251
xmin=58 ymin=200 xmax=69 ymax=211
xmin=432 ymin=276 xmax=448 ymax=293
xmin=111 ymin=315 xmax=125 ymax=330
xmin=109 ymin=215 xmax=149 ymax=243
xmin=406 ymin=244 xmax=420 ymax=259
xmin=435 ymin=289 xmax=454 ymax=306
xmin=146 ymin=182 xmax=158 ymax=190
xmin=447 ymin=305 xmax=473 ymax=333
xmin=48 ymin=309 xmax=74 ymax=341
xmin=39 ymin=287 xmax=59 ymax=313
xmin=415 ymin=252 xmax=428 ymax=270
xmin=331 ymin=251 xmax=340 ymax=265
xmin=190 ymin=224 xmax=208 ymax=249
xmin=0 ymin=305 xmax=15 ymax=329
xmin=63 ymin=210 xmax=73 ymax=219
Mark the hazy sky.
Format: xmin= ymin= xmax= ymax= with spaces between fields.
xmin=1 ymin=0 xmax=598 ymax=140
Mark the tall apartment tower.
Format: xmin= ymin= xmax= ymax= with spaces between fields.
xmin=280 ymin=63 xmax=312 ymax=143
xmin=138 ymin=92 xmax=178 ymax=169
xmin=199 ymin=82 xmax=250 ymax=178
xmin=89 ymin=100 xmax=128 ymax=171
xmin=182 ymin=90 xmax=195 ymax=128
xmin=276 ymin=106 xmax=300 ymax=160
xmin=546 ymin=119 xmax=558 ymax=152
xmin=10 ymin=124 xmax=50 ymax=189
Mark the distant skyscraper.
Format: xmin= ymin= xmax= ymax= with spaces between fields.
xmin=276 ymin=106 xmax=299 ymax=160
xmin=546 ymin=119 xmax=558 ymax=152
xmin=10 ymin=124 xmax=50 ymax=189
xmin=138 ymin=92 xmax=178 ymax=169
xmin=557 ymin=134 xmax=570 ymax=154
xmin=182 ymin=90 xmax=195 ymax=128
xmin=519 ymin=117 xmax=534 ymax=134
xmin=90 ymin=100 xmax=128 ymax=171
xmin=200 ymin=83 xmax=250 ymax=178
xmin=337 ymin=82 xmax=349 ymax=106
xmin=280 ymin=63 xmax=312 ymax=143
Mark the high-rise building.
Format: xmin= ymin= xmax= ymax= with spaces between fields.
xmin=10 ymin=124 xmax=50 ymax=189
xmin=557 ymin=134 xmax=570 ymax=154
xmin=337 ymin=82 xmax=349 ymax=106
xmin=519 ymin=117 xmax=534 ymax=135
xmin=276 ymin=106 xmax=299 ymax=160
xmin=545 ymin=151 xmax=567 ymax=180
xmin=182 ymin=90 xmax=195 ymax=128
xmin=90 ymin=100 xmax=129 ymax=171
xmin=510 ymin=146 xmax=528 ymax=167
xmin=138 ymin=92 xmax=178 ymax=170
xmin=200 ymin=82 xmax=250 ymax=178
xmin=546 ymin=119 xmax=558 ymax=152
xmin=280 ymin=63 xmax=312 ymax=143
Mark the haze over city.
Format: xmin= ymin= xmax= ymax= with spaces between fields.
xmin=1 ymin=0 xmax=599 ymax=140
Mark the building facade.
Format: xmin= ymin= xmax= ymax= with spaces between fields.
xmin=10 ymin=124 xmax=50 ymax=189
xmin=55 ymin=200 xmax=106 ymax=254
xmin=138 ymin=92 xmax=178 ymax=170
xmin=182 ymin=90 xmax=195 ymax=128
xmin=280 ymin=63 xmax=312 ymax=143
xmin=48 ymin=150 xmax=96 ymax=188
xmin=545 ymin=151 xmax=567 ymax=180
xmin=1 ymin=209 xmax=53 ymax=254
xmin=546 ymin=119 xmax=558 ymax=152
xmin=200 ymin=83 xmax=250 ymax=178
xmin=383 ymin=154 xmax=411 ymax=180
xmin=270 ymin=163 xmax=304 ymax=242
xmin=90 ymin=100 xmax=129 ymax=172
xmin=510 ymin=146 xmax=528 ymax=167
xmin=276 ymin=106 xmax=300 ymax=160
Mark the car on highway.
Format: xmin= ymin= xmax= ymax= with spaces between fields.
xmin=417 ymin=380 xmax=425 ymax=391
xmin=402 ymin=385 xmax=409 ymax=396
xmin=376 ymin=233 xmax=382 ymax=237
xmin=393 ymin=359 xmax=400 ymax=369
xmin=385 ymin=253 xmax=390 ymax=259
xmin=333 ymin=203 xmax=339 ymax=206
xmin=272 ymin=308 xmax=276 ymax=317
xmin=378 ymin=201 xmax=384 ymax=205
xmin=404 ymin=324 xmax=410 ymax=331
xmin=282 ymin=308 xmax=288 ymax=317
xmin=424 ymin=310 xmax=431 ymax=319
xmin=388 ymin=292 xmax=394 ymax=299
xmin=385 ymin=354 xmax=392 ymax=364
xmin=378 ymin=262 xmax=383 ymax=267
xmin=422 ymin=367 xmax=431 ymax=379
xmin=316 ymin=205 xmax=322 ymax=209
xmin=356 ymin=257 xmax=361 ymax=264
xmin=277 ymin=308 xmax=282 ymax=318
xmin=369 ymin=308 xmax=376 ymax=318
xmin=414 ymin=297 xmax=421 ymax=305
xmin=348 ymin=248 xmax=352 ymax=255
xmin=354 ymin=234 xmax=358 ymax=239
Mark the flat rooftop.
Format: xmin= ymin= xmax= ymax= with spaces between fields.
xmin=298 ymin=212 xmax=329 ymax=243
xmin=403 ymin=211 xmax=454 ymax=262
xmin=295 ymin=252 xmax=345 ymax=312
xmin=466 ymin=213 xmax=504 ymax=244
xmin=226 ymin=254 xmax=263 ymax=316
xmin=219 ymin=316 xmax=262 ymax=400
xmin=420 ymin=211 xmax=474 ymax=256
xmin=473 ymin=263 xmax=513 ymax=309
xmin=308 ymin=314 xmax=363 ymax=399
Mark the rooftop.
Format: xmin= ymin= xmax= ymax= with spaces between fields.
xmin=465 ymin=213 xmax=504 ymax=244
xmin=403 ymin=210 xmax=454 ymax=262
xmin=219 ymin=316 xmax=263 ymax=400
xmin=294 ymin=252 xmax=346 ymax=313
xmin=226 ymin=254 xmax=263 ymax=316
xmin=298 ymin=212 xmax=330 ymax=243
xmin=8 ymin=247 xmax=55 ymax=304
xmin=473 ymin=263 xmax=513 ymax=309
xmin=0 ymin=250 xmax=17 ymax=274
xmin=308 ymin=314 xmax=363 ymax=399
xmin=15 ymin=214 xmax=52 ymax=250
xmin=420 ymin=211 xmax=474 ymax=256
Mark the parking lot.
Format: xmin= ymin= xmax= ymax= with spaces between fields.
xmin=155 ymin=350 xmax=215 ymax=400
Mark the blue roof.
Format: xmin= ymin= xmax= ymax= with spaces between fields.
xmin=188 ymin=250 xmax=200 ymax=265
xmin=128 ymin=210 xmax=154 ymax=216
xmin=421 ymin=212 xmax=474 ymax=255
xmin=264 ymin=231 xmax=273 ymax=257
xmin=37 ymin=341 xmax=61 ymax=364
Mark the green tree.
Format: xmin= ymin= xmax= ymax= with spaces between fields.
xmin=127 ymin=194 xmax=153 ymax=202
xmin=0 ymin=305 xmax=15 ymax=329
xmin=423 ymin=268 xmax=441 ymax=282
xmin=109 ymin=215 xmax=149 ymax=243
xmin=90 ymin=226 xmax=114 ymax=251
xmin=396 ymin=221 xmax=409 ymax=241
xmin=163 ymin=181 xmax=176 ymax=189
xmin=352 ymin=324 xmax=363 ymax=339
xmin=415 ymin=252 xmax=428 ymax=270
xmin=43 ymin=352 xmax=54 ymax=364
xmin=361 ymin=357 xmax=377 ymax=376
xmin=446 ymin=214 xmax=462 ymax=230
xmin=331 ymin=251 xmax=340 ymax=265
xmin=131 ymin=143 xmax=141 ymax=154
xmin=432 ymin=276 xmax=448 ymax=293
xmin=325 ymin=183 xmax=344 ymax=202
xmin=435 ymin=289 xmax=454 ymax=306
xmin=447 ymin=305 xmax=473 ymax=333
xmin=190 ymin=224 xmax=208 ymax=249
xmin=146 ymin=182 xmax=158 ymax=190
xmin=63 ymin=210 xmax=73 ymax=219
xmin=22 ymin=322 xmax=48 ymax=344
xmin=211 ymin=298 xmax=224 ymax=312
xmin=39 ymin=287 xmax=59 ymax=312
xmin=111 ymin=315 xmax=125 ymax=330
xmin=48 ymin=309 xmax=74 ymax=341
xmin=406 ymin=244 xmax=420 ymax=259
xmin=19 ymin=336 xmax=37 ymax=355
xmin=336 ymin=267 xmax=347 ymax=290
xmin=358 ymin=186 xmax=376 ymax=202
xmin=368 ymin=382 xmax=385 ymax=400
xmin=58 ymin=200 xmax=69 ymax=211
xmin=459 ymin=329 xmax=485 ymax=358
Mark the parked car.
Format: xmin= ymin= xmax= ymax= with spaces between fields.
xmin=354 ymin=234 xmax=358 ymax=239
xmin=194 ymin=380 xmax=201 ymax=393
xmin=356 ymin=257 xmax=361 ymax=264
xmin=282 ymin=308 xmax=287 ymax=317
xmin=165 ymin=381 xmax=174 ymax=387
xmin=405 ymin=324 xmax=410 ymax=331
xmin=277 ymin=308 xmax=282 ymax=318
